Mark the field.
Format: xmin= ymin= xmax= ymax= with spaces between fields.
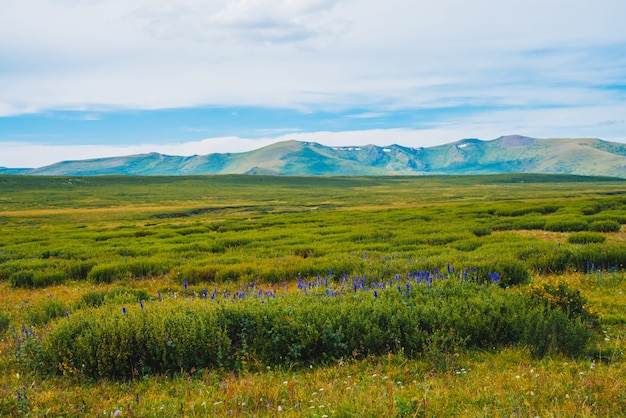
xmin=0 ymin=173 xmax=625 ymax=417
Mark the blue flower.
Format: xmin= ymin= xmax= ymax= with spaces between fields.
xmin=122 ymin=307 xmax=127 ymax=315
xmin=488 ymin=272 xmax=500 ymax=283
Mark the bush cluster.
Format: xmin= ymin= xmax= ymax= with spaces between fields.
xmin=568 ymin=232 xmax=606 ymax=244
xmin=34 ymin=279 xmax=596 ymax=379
xmin=528 ymin=244 xmax=626 ymax=273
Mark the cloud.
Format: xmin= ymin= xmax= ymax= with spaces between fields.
xmin=2 ymin=0 xmax=626 ymax=115
xmin=1 ymin=0 xmax=626 ymax=166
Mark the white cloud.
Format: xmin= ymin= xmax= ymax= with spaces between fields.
xmin=2 ymin=0 xmax=626 ymax=114
xmin=2 ymin=0 xmax=626 ymax=167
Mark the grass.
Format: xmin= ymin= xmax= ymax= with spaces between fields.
xmin=0 ymin=173 xmax=625 ymax=416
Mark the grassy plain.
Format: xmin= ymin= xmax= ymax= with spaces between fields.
xmin=0 ymin=173 xmax=625 ymax=416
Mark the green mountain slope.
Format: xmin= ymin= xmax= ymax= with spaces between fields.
xmin=12 ymin=136 xmax=626 ymax=178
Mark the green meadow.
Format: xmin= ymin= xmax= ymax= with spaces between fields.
xmin=0 ymin=173 xmax=625 ymax=416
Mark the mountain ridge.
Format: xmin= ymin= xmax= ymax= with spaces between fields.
xmin=3 ymin=135 xmax=626 ymax=178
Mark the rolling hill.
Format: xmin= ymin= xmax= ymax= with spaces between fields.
xmin=3 ymin=136 xmax=626 ymax=178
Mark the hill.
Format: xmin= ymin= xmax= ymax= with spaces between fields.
xmin=4 ymin=135 xmax=626 ymax=177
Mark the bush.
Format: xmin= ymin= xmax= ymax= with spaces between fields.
xmin=494 ymin=205 xmax=559 ymax=217
xmin=26 ymin=298 xmax=68 ymax=325
xmin=513 ymin=218 xmax=546 ymax=230
xmin=79 ymin=288 xmax=151 ymax=308
xmin=589 ymin=220 xmax=621 ymax=232
xmin=177 ymin=265 xmax=218 ymax=284
xmin=527 ymin=283 xmax=598 ymax=327
xmin=87 ymin=264 xmax=129 ymax=283
xmin=524 ymin=283 xmax=598 ymax=357
xmin=471 ymin=259 xmax=530 ymax=287
xmin=0 ymin=311 xmax=9 ymax=335
xmin=544 ymin=220 xmax=588 ymax=232
xmin=528 ymin=244 xmax=626 ymax=273
xmin=10 ymin=271 xmax=66 ymax=288
xmin=65 ymin=260 xmax=96 ymax=280
xmin=10 ymin=271 xmax=35 ymax=288
xmin=35 ymin=278 xmax=595 ymax=379
xmin=87 ymin=260 xmax=169 ymax=283
xmin=568 ymin=232 xmax=606 ymax=244
xmin=471 ymin=227 xmax=492 ymax=237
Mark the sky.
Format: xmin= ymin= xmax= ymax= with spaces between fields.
xmin=1 ymin=0 xmax=626 ymax=168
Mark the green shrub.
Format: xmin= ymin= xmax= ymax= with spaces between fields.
xmin=26 ymin=298 xmax=68 ymax=325
xmin=65 ymin=260 xmax=96 ymax=280
xmin=544 ymin=220 xmax=588 ymax=232
xmin=513 ymin=218 xmax=546 ymax=230
xmin=521 ymin=306 xmax=594 ymax=358
xmin=471 ymin=259 xmax=530 ymax=287
xmin=589 ymin=220 xmax=621 ymax=232
xmin=10 ymin=271 xmax=66 ymax=288
xmin=87 ymin=260 xmax=168 ymax=283
xmin=35 ymin=278 xmax=595 ymax=379
xmin=471 ymin=227 xmax=491 ymax=237
xmin=493 ymin=259 xmax=530 ymax=286
xmin=0 ymin=311 xmax=9 ymax=335
xmin=523 ymin=283 xmax=598 ymax=357
xmin=10 ymin=271 xmax=35 ymax=288
xmin=177 ymin=265 xmax=218 ymax=284
xmin=79 ymin=288 xmax=151 ymax=308
xmin=568 ymin=232 xmax=606 ymax=244
xmin=570 ymin=245 xmax=626 ymax=271
xmin=527 ymin=283 xmax=598 ymax=327
xmin=494 ymin=204 xmax=559 ymax=217
xmin=455 ymin=239 xmax=483 ymax=251
xmin=528 ymin=244 xmax=626 ymax=273
xmin=425 ymin=234 xmax=463 ymax=246
xmin=87 ymin=264 xmax=129 ymax=283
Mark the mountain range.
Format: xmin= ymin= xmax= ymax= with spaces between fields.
xmin=2 ymin=135 xmax=626 ymax=178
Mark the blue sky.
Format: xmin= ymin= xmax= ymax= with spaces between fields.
xmin=1 ymin=0 xmax=626 ymax=167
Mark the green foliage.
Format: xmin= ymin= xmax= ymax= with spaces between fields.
xmin=86 ymin=259 xmax=169 ymax=283
xmin=26 ymin=297 xmax=68 ymax=325
xmin=524 ymin=283 xmax=599 ymax=357
xmin=528 ymin=244 xmax=626 ymax=273
xmin=1 ymin=174 xmax=625 ymax=416
xmin=544 ymin=219 xmax=589 ymax=232
xmin=0 ymin=311 xmax=9 ymax=335
xmin=589 ymin=220 xmax=621 ymax=232
xmin=494 ymin=204 xmax=560 ymax=217
xmin=64 ymin=260 xmax=96 ymax=280
xmin=528 ymin=283 xmax=598 ymax=326
xmin=470 ymin=226 xmax=491 ymax=237
xmin=513 ymin=218 xmax=546 ymax=230
xmin=10 ymin=270 xmax=66 ymax=288
xmin=33 ymin=278 xmax=597 ymax=379
xmin=469 ymin=259 xmax=530 ymax=287
xmin=568 ymin=232 xmax=606 ymax=244
xmin=79 ymin=288 xmax=151 ymax=308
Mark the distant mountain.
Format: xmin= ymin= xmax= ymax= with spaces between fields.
xmin=0 ymin=167 xmax=30 ymax=174
xmin=4 ymin=136 xmax=626 ymax=178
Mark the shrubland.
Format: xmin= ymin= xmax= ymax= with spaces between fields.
xmin=0 ymin=173 xmax=624 ymax=416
